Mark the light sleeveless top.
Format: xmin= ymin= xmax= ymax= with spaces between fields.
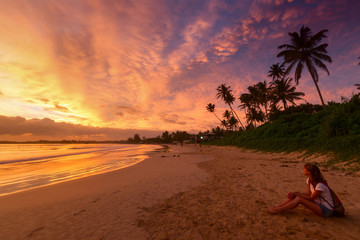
xmin=306 ymin=178 xmax=334 ymax=210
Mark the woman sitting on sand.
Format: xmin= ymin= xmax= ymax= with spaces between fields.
xmin=268 ymin=163 xmax=333 ymax=217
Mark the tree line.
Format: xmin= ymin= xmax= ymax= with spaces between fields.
xmin=126 ymin=131 xmax=192 ymax=144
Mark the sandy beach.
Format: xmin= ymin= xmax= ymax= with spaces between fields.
xmin=1 ymin=145 xmax=360 ymax=239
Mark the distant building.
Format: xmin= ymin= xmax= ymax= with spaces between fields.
xmin=200 ymin=133 xmax=216 ymax=141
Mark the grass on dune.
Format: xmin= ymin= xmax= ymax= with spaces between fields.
xmin=207 ymin=96 xmax=360 ymax=171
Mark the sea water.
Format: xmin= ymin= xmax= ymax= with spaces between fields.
xmin=0 ymin=144 xmax=162 ymax=196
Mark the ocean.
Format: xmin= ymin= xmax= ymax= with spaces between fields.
xmin=0 ymin=144 xmax=162 ymax=196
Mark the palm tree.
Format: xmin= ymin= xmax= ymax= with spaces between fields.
xmin=211 ymin=126 xmax=224 ymax=137
xmin=270 ymin=77 xmax=305 ymax=109
xmin=254 ymin=81 xmax=271 ymax=117
xmin=239 ymin=85 xmax=268 ymax=125
xmin=277 ymin=25 xmax=332 ymax=107
xmin=245 ymin=107 xmax=265 ymax=127
xmin=223 ymin=110 xmax=232 ymax=120
xmin=228 ymin=116 xmax=239 ymax=131
xmin=220 ymin=119 xmax=229 ymax=130
xmin=223 ymin=110 xmax=232 ymax=130
xmin=206 ymin=103 xmax=222 ymax=124
xmin=268 ymin=102 xmax=281 ymax=115
xmin=216 ymin=84 xmax=245 ymax=129
xmin=239 ymin=93 xmax=256 ymax=110
xmin=268 ymin=63 xmax=285 ymax=81
xmin=358 ymin=56 xmax=360 ymax=66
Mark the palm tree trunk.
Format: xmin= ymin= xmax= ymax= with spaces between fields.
xmin=213 ymin=113 xmax=222 ymax=123
xmin=306 ymin=62 xmax=326 ymax=107
xmin=312 ymin=78 xmax=325 ymax=107
xmin=229 ymin=104 xmax=245 ymax=130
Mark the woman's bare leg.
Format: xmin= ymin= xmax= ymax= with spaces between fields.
xmin=268 ymin=198 xmax=293 ymax=213
xmin=299 ymin=198 xmax=322 ymax=216
xmin=273 ymin=196 xmax=322 ymax=216
xmin=275 ymin=198 xmax=292 ymax=208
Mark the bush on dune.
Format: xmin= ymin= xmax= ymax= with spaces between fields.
xmin=209 ymin=96 xmax=360 ymax=170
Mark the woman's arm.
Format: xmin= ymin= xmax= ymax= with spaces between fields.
xmin=290 ymin=189 xmax=322 ymax=201
xmin=287 ymin=184 xmax=313 ymax=199
xmin=306 ymin=183 xmax=311 ymax=196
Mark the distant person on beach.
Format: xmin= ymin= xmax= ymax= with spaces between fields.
xmin=268 ymin=163 xmax=334 ymax=217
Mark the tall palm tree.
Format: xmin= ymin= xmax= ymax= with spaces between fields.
xmin=268 ymin=63 xmax=285 ymax=81
xmin=206 ymin=103 xmax=222 ymax=124
xmin=216 ymin=83 xmax=245 ymax=129
xmin=270 ymin=77 xmax=305 ymax=109
xmin=277 ymin=25 xmax=332 ymax=107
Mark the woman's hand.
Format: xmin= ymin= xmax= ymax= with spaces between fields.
xmin=287 ymin=192 xmax=297 ymax=199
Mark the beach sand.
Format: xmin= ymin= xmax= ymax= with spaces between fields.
xmin=1 ymin=145 xmax=359 ymax=239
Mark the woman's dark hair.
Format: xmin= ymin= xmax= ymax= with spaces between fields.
xmin=304 ymin=163 xmax=327 ymax=185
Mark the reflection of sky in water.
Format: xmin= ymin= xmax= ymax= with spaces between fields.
xmin=0 ymin=144 xmax=162 ymax=196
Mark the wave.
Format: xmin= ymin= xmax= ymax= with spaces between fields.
xmin=0 ymin=144 xmax=162 ymax=196
xmin=0 ymin=144 xmax=144 ymax=165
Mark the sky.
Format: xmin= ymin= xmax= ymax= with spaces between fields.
xmin=0 ymin=0 xmax=359 ymax=141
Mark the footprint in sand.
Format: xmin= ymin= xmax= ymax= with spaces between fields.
xmin=27 ymin=227 xmax=45 ymax=238
xmin=73 ymin=209 xmax=86 ymax=216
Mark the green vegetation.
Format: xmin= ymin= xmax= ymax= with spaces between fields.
xmin=208 ymin=96 xmax=360 ymax=171
xmin=126 ymin=131 xmax=193 ymax=144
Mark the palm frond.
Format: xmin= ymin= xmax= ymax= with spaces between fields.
xmin=277 ymin=49 xmax=297 ymax=59
xmin=206 ymin=103 xmax=215 ymax=112
xmin=311 ymin=51 xmax=332 ymax=63
xmin=289 ymin=31 xmax=302 ymax=48
xmin=305 ymin=59 xmax=319 ymax=82
xmin=311 ymin=57 xmax=330 ymax=75
xmin=309 ymin=29 xmax=328 ymax=47
xmin=312 ymin=43 xmax=329 ymax=54
xmin=284 ymin=61 xmax=297 ymax=78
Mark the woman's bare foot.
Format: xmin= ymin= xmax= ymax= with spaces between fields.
xmin=267 ymin=207 xmax=280 ymax=214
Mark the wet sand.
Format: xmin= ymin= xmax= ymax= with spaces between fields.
xmin=1 ymin=145 xmax=359 ymax=239
xmin=0 ymin=146 xmax=209 ymax=240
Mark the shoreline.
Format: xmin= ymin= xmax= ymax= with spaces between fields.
xmin=0 ymin=155 xmax=149 ymax=198
xmin=0 ymin=144 xmax=163 ymax=198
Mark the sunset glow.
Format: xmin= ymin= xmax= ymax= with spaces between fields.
xmin=1 ymin=0 xmax=360 ymax=140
